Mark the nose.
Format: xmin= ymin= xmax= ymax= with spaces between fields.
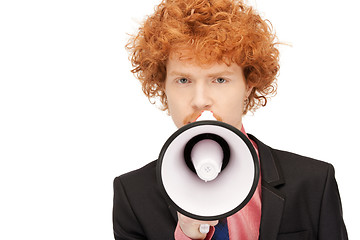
xmin=191 ymin=82 xmax=213 ymax=110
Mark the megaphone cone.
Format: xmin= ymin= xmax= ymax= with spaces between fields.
xmin=157 ymin=118 xmax=259 ymax=221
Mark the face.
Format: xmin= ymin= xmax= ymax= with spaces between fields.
xmin=164 ymin=53 xmax=252 ymax=130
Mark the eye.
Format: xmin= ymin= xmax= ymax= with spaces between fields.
xmin=215 ymin=78 xmax=226 ymax=84
xmin=177 ymin=78 xmax=189 ymax=84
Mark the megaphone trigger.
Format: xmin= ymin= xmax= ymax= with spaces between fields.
xmin=199 ymin=224 xmax=210 ymax=234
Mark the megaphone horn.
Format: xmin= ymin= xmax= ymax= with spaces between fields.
xmin=157 ymin=111 xmax=259 ymax=221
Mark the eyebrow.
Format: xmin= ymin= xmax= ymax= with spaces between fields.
xmin=206 ymin=70 xmax=234 ymax=78
xmin=168 ymin=71 xmax=193 ymax=78
xmin=168 ymin=70 xmax=234 ymax=78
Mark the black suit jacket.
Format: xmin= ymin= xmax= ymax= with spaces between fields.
xmin=113 ymin=135 xmax=347 ymax=239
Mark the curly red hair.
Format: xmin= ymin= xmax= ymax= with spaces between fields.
xmin=126 ymin=0 xmax=279 ymax=113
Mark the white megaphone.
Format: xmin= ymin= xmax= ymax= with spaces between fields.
xmin=156 ymin=111 xmax=259 ymax=232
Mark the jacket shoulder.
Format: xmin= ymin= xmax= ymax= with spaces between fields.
xmin=113 ymin=160 xmax=176 ymax=239
xmin=249 ymin=134 xmax=333 ymax=186
xmin=115 ymin=160 xmax=158 ymax=186
xmin=270 ymin=148 xmax=334 ymax=182
xmin=114 ymin=160 xmax=162 ymax=210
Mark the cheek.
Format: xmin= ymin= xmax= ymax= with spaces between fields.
xmin=218 ymin=90 xmax=245 ymax=110
xmin=170 ymin=111 xmax=185 ymax=128
xmin=214 ymin=90 xmax=246 ymax=125
xmin=166 ymin=90 xmax=179 ymax=112
xmin=166 ymin=94 xmax=185 ymax=127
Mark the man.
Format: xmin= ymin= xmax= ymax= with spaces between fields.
xmin=113 ymin=0 xmax=347 ymax=239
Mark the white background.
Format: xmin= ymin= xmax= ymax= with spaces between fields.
xmin=0 ymin=0 xmax=358 ymax=239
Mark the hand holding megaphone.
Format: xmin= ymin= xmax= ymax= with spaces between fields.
xmin=177 ymin=212 xmax=218 ymax=238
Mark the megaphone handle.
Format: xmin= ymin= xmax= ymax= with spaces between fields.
xmin=199 ymin=224 xmax=210 ymax=234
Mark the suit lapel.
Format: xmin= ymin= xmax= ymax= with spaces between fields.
xmin=168 ymin=204 xmax=178 ymax=222
xmin=259 ymin=182 xmax=285 ymax=239
xmin=249 ymin=135 xmax=286 ymax=240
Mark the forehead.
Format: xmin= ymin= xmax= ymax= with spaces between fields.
xmin=168 ymin=48 xmax=233 ymax=68
xmin=166 ymin=53 xmax=244 ymax=79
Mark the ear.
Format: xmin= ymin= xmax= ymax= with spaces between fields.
xmin=160 ymin=84 xmax=170 ymax=114
xmin=245 ymin=85 xmax=254 ymax=99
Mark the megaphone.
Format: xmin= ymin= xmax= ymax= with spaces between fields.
xmin=156 ymin=111 xmax=260 ymax=224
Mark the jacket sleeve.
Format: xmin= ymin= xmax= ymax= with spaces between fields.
xmin=318 ymin=164 xmax=348 ymax=239
xmin=113 ymin=176 xmax=147 ymax=240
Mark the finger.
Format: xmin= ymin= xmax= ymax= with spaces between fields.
xmin=177 ymin=212 xmax=219 ymax=238
xmin=178 ymin=212 xmax=218 ymax=225
xmin=208 ymin=219 xmax=219 ymax=226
